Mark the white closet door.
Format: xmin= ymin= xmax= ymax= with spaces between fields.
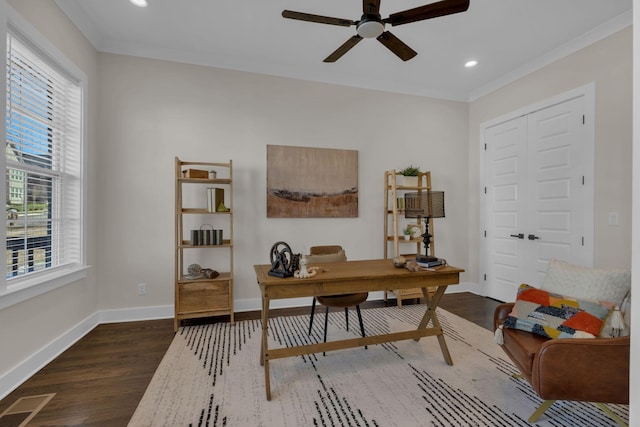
xmin=484 ymin=116 xmax=529 ymax=303
xmin=527 ymin=96 xmax=591 ymax=281
xmin=482 ymin=93 xmax=593 ymax=302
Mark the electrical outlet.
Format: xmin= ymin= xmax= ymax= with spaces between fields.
xmin=137 ymin=283 xmax=147 ymax=295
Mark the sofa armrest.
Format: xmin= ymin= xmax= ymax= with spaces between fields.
xmin=493 ymin=303 xmax=514 ymax=330
xmin=532 ymin=336 xmax=630 ymax=403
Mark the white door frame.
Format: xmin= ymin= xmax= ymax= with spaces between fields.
xmin=478 ymin=83 xmax=595 ymax=297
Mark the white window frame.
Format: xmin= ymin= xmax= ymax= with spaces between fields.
xmin=0 ymin=4 xmax=88 ymax=310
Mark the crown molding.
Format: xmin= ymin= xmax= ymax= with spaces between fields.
xmin=468 ymin=10 xmax=632 ymax=102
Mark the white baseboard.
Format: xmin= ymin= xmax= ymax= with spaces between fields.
xmin=98 ymin=304 xmax=174 ymax=323
xmin=0 ymin=305 xmax=173 ymax=401
xmin=0 ymin=311 xmax=100 ymax=401
xmin=0 ymin=283 xmax=479 ymax=400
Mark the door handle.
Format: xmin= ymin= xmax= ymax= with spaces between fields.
xmin=528 ymin=234 xmax=540 ymax=240
xmin=510 ymin=233 xmax=524 ymax=239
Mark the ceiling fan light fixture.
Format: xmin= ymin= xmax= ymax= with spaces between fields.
xmin=357 ymin=20 xmax=384 ymax=38
xmin=129 ymin=0 xmax=149 ymax=7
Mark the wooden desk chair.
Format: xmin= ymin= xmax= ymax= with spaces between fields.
xmin=306 ymin=246 xmax=367 ymax=354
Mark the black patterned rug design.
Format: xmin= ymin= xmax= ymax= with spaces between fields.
xmin=129 ymin=305 xmax=628 ymax=426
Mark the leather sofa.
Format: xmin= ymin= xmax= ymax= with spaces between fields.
xmin=494 ymin=303 xmax=629 ymax=425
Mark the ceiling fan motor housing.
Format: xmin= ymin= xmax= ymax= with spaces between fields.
xmin=357 ymin=15 xmax=385 ymax=38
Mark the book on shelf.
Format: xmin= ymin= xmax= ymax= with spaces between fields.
xmin=206 ymin=187 xmax=225 ymax=212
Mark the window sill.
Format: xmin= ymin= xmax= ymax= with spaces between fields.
xmin=0 ymin=265 xmax=90 ymax=310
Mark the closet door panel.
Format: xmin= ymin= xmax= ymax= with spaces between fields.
xmin=482 ymin=92 xmax=593 ymax=302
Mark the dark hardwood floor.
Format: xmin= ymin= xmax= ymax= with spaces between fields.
xmin=0 ymin=292 xmax=500 ymax=426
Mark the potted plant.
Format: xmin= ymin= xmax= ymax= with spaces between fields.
xmin=399 ymin=165 xmax=420 ymax=187
xmin=403 ymin=225 xmax=413 ymax=240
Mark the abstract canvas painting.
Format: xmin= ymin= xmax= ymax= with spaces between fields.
xmin=267 ymin=145 xmax=358 ymax=218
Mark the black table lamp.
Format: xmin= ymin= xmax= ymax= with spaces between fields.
xmin=404 ymin=191 xmax=445 ymax=257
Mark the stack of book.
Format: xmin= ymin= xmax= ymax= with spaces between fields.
xmin=415 ymin=256 xmax=447 ymax=268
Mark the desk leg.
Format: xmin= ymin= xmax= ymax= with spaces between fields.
xmin=260 ymin=295 xmax=272 ymax=400
xmin=417 ymin=286 xmax=453 ymax=366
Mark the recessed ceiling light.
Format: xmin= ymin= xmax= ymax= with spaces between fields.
xmin=464 ymin=60 xmax=478 ymax=68
xmin=129 ymin=0 xmax=149 ymax=7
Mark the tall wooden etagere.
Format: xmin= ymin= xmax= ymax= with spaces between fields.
xmin=383 ymin=169 xmax=436 ymax=307
xmin=174 ymin=157 xmax=234 ymax=331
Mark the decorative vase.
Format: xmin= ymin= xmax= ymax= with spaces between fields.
xmin=402 ymin=175 xmax=419 ymax=187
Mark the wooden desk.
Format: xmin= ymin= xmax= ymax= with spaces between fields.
xmin=254 ymin=259 xmax=464 ymax=400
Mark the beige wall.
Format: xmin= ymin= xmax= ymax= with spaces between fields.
xmin=468 ymin=27 xmax=633 ymax=288
xmin=95 ymin=53 xmax=470 ymax=309
xmin=0 ymin=0 xmax=99 ymax=380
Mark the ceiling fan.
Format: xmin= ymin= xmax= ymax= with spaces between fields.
xmin=282 ymin=0 xmax=470 ymax=62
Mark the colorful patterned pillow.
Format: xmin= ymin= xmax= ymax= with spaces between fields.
xmin=504 ymin=284 xmax=613 ymax=339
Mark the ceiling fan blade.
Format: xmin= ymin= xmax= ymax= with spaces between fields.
xmin=323 ymin=35 xmax=363 ymax=62
xmin=385 ymin=0 xmax=470 ymax=26
xmin=282 ymin=10 xmax=355 ymax=27
xmin=363 ymin=0 xmax=381 ymax=15
xmin=376 ymin=31 xmax=417 ymax=61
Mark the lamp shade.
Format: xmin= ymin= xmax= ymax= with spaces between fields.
xmin=404 ymin=191 xmax=445 ymax=219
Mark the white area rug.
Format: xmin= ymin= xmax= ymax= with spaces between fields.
xmin=129 ymin=305 xmax=628 ymax=426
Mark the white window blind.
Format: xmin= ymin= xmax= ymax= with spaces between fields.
xmin=5 ymin=31 xmax=82 ymax=281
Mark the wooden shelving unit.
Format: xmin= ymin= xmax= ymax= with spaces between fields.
xmin=174 ymin=157 xmax=234 ymax=330
xmin=383 ymin=169 xmax=435 ymax=307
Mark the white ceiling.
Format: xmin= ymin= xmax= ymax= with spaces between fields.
xmin=54 ymin=0 xmax=632 ymax=101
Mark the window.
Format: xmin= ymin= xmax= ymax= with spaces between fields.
xmin=5 ymin=30 xmax=83 ymax=286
